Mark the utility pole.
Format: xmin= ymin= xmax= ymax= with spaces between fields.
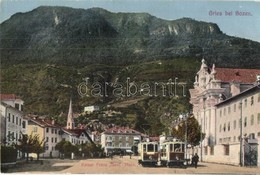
xmin=239 ymin=101 xmax=243 ymax=166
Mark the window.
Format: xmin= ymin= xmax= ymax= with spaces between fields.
xmin=228 ymin=106 xmax=231 ymax=114
xmin=224 ymin=145 xmax=230 ymax=155
xmin=15 ymin=103 xmax=19 ymax=110
xmin=228 ymin=122 xmax=230 ymax=131
xmin=148 ymin=144 xmax=154 ymax=152
xmin=258 ymin=113 xmax=260 ymax=124
xmin=251 ymin=115 xmax=254 ymax=125
xmin=46 ymin=137 xmax=49 ymax=142
xmin=223 ymin=123 xmax=226 ymax=132
xmin=12 ymin=115 xmax=15 ymax=123
xmin=223 ymin=108 xmax=226 ymax=116
xmin=249 ymin=133 xmax=255 ymax=139
xmin=251 ymin=96 xmax=254 ymax=105
xmin=210 ymin=146 xmax=214 ymax=155
xmin=51 ymin=129 xmax=54 ymax=134
xmin=244 ymin=99 xmax=247 ymax=108
xmin=21 ymin=105 xmax=24 ymax=111
xmin=33 ymin=127 xmax=37 ymax=132
xmin=46 ymin=128 xmax=49 ymax=133
xmin=244 ymin=117 xmax=247 ymax=127
xmin=233 ymin=120 xmax=236 ymax=129
xmin=220 ymin=110 xmax=222 ymax=117
xmin=19 ymin=118 xmax=21 ymax=126
xmin=16 ymin=117 xmax=18 ymax=125
xmin=55 ymin=137 xmax=57 ymax=143
xmin=55 ymin=129 xmax=57 ymax=134
xmin=51 ymin=137 xmax=54 ymax=143
xmin=22 ymin=121 xmax=26 ymax=128
xmin=258 ymin=132 xmax=260 ymax=137
xmin=219 ymin=138 xmax=222 ymax=143
xmin=8 ymin=113 xmax=11 ymax=122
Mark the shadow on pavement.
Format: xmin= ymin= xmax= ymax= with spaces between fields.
xmin=4 ymin=159 xmax=75 ymax=173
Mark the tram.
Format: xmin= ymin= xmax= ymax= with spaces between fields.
xmin=160 ymin=141 xmax=186 ymax=168
xmin=138 ymin=142 xmax=159 ymax=167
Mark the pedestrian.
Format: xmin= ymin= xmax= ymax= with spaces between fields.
xmin=192 ymin=153 xmax=199 ymax=168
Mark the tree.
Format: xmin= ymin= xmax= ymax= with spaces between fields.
xmin=16 ymin=132 xmax=44 ymax=161
xmin=55 ymin=140 xmax=78 ymax=158
xmin=31 ymin=134 xmax=45 ymax=161
xmin=172 ymin=116 xmax=205 ymax=146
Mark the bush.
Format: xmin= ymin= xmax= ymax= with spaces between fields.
xmin=1 ymin=146 xmax=17 ymax=163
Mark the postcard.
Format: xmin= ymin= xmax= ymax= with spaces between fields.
xmin=1 ymin=0 xmax=260 ymax=174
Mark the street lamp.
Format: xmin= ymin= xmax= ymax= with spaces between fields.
xmin=239 ymin=101 xmax=243 ymax=166
xmin=179 ymin=113 xmax=188 ymax=162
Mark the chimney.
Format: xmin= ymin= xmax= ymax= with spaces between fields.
xmin=51 ymin=119 xmax=55 ymax=125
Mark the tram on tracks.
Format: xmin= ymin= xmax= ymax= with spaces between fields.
xmin=137 ymin=140 xmax=187 ymax=168
xmin=160 ymin=141 xmax=186 ymax=168
xmin=138 ymin=142 xmax=159 ymax=167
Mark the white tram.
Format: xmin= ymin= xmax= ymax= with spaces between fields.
xmin=160 ymin=141 xmax=186 ymax=168
xmin=138 ymin=142 xmax=159 ymax=167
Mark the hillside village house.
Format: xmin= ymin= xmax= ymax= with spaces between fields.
xmin=101 ymin=126 xmax=141 ymax=154
xmin=189 ymin=59 xmax=260 ymax=166
xmin=26 ymin=98 xmax=93 ymax=158
xmin=27 ymin=116 xmax=62 ymax=157
xmin=0 ymin=94 xmax=27 ymax=148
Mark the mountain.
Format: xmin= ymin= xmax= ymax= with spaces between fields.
xmin=1 ymin=6 xmax=260 ymax=68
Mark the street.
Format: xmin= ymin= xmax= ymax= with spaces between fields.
xmin=8 ymin=155 xmax=260 ymax=174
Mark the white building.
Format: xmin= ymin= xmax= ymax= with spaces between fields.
xmin=214 ymin=85 xmax=260 ymax=166
xmin=189 ymin=59 xmax=260 ymax=166
xmin=0 ymin=94 xmax=27 ymax=146
xmin=84 ymin=105 xmax=100 ymax=114
xmin=101 ymin=126 xmax=141 ymax=154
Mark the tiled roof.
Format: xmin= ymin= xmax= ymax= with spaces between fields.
xmin=28 ymin=115 xmax=61 ymax=128
xmin=0 ymin=94 xmax=21 ymax=100
xmin=215 ymin=68 xmax=260 ymax=83
xmin=103 ymin=126 xmax=141 ymax=135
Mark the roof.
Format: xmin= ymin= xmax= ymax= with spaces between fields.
xmin=215 ymin=68 xmax=260 ymax=83
xmin=0 ymin=102 xmax=23 ymax=114
xmin=0 ymin=94 xmax=22 ymax=100
xmin=27 ymin=115 xmax=61 ymax=128
xmin=62 ymin=128 xmax=94 ymax=143
xmin=103 ymin=126 xmax=141 ymax=135
xmin=216 ymin=85 xmax=260 ymax=107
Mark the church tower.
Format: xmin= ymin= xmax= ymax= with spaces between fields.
xmin=66 ymin=98 xmax=74 ymax=129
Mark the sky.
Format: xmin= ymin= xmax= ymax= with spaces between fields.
xmin=0 ymin=0 xmax=260 ymax=42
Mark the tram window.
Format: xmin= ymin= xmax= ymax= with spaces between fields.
xmin=143 ymin=145 xmax=146 ymax=152
xmin=174 ymin=144 xmax=181 ymax=152
xmin=148 ymin=144 xmax=154 ymax=152
xmin=155 ymin=144 xmax=158 ymax=151
xmin=170 ymin=144 xmax=174 ymax=152
xmin=182 ymin=144 xmax=185 ymax=152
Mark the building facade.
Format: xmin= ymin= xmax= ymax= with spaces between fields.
xmin=189 ymin=59 xmax=260 ymax=166
xmin=27 ymin=116 xmax=62 ymax=157
xmin=101 ymin=127 xmax=141 ymax=154
xmin=214 ymin=86 xmax=260 ymax=165
xmin=0 ymin=94 xmax=27 ymax=146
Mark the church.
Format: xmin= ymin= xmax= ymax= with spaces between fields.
xmin=189 ymin=59 xmax=260 ymax=166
